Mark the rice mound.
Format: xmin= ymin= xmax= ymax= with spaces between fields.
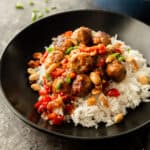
xmin=71 ymin=36 xmax=150 ymax=128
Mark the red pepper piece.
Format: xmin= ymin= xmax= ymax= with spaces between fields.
xmin=97 ymin=57 xmax=106 ymax=67
xmin=97 ymin=44 xmax=106 ymax=55
xmin=115 ymin=48 xmax=122 ymax=54
xmin=40 ymin=51 xmax=48 ymax=63
xmin=106 ymin=88 xmax=120 ymax=97
xmin=39 ymin=88 xmax=48 ymax=96
xmin=64 ymin=31 xmax=73 ymax=37
xmin=52 ymin=114 xmax=64 ymax=125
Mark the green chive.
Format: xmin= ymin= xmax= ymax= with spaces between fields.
xmin=45 ymin=0 xmax=49 ymax=3
xmin=37 ymin=12 xmax=44 ymax=19
xmin=46 ymin=46 xmax=54 ymax=53
xmin=127 ymin=48 xmax=131 ymax=53
xmin=111 ymin=52 xmax=120 ymax=58
xmin=65 ymin=47 xmax=74 ymax=54
xmin=65 ymin=75 xmax=71 ymax=84
xmin=147 ymin=76 xmax=150 ymax=84
xmin=32 ymin=12 xmax=37 ymax=22
xmin=46 ymin=74 xmax=52 ymax=81
xmin=29 ymin=0 xmax=34 ymax=6
xmin=32 ymin=9 xmax=39 ymax=13
xmin=16 ymin=2 xmax=24 ymax=9
xmin=45 ymin=7 xmax=50 ymax=13
xmin=118 ymin=56 xmax=125 ymax=62
xmin=51 ymin=7 xmax=57 ymax=10
xmin=56 ymin=80 xmax=63 ymax=91
xmin=65 ymin=46 xmax=79 ymax=54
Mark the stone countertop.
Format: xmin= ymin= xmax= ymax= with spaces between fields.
xmin=0 ymin=0 xmax=149 ymax=150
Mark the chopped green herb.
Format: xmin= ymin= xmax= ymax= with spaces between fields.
xmin=32 ymin=12 xmax=37 ymax=22
xmin=118 ymin=56 xmax=125 ymax=62
xmin=147 ymin=76 xmax=150 ymax=84
xmin=29 ymin=0 xmax=34 ymax=6
xmin=51 ymin=7 xmax=57 ymax=10
xmin=65 ymin=46 xmax=79 ymax=54
xmin=37 ymin=12 xmax=44 ymax=19
xmin=45 ymin=0 xmax=49 ymax=3
xmin=46 ymin=46 xmax=54 ymax=53
xmin=127 ymin=48 xmax=131 ymax=53
xmin=65 ymin=75 xmax=71 ymax=84
xmin=56 ymin=80 xmax=63 ymax=91
xmin=32 ymin=9 xmax=39 ymax=13
xmin=46 ymin=74 xmax=52 ymax=81
xmin=111 ymin=52 xmax=120 ymax=58
xmin=16 ymin=2 xmax=24 ymax=9
xmin=45 ymin=7 xmax=50 ymax=13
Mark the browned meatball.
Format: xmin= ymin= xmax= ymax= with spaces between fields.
xmin=72 ymin=74 xmax=92 ymax=96
xmin=53 ymin=35 xmax=73 ymax=52
xmin=50 ymin=50 xmax=64 ymax=63
xmin=92 ymin=31 xmax=111 ymax=45
xmin=68 ymin=53 xmax=94 ymax=73
xmin=106 ymin=60 xmax=126 ymax=82
xmin=71 ymin=27 xmax=92 ymax=45
xmin=52 ymin=78 xmax=71 ymax=94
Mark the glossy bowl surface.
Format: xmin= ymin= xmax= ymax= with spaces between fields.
xmin=0 ymin=10 xmax=150 ymax=140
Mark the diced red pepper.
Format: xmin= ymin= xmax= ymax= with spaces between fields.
xmin=106 ymin=88 xmax=120 ymax=97
xmin=48 ymin=112 xmax=57 ymax=120
xmin=50 ymin=68 xmax=65 ymax=78
xmin=115 ymin=48 xmax=122 ymax=54
xmin=97 ymin=44 xmax=106 ymax=55
xmin=64 ymin=31 xmax=73 ymax=37
xmin=52 ymin=114 xmax=64 ymax=125
xmin=39 ymin=88 xmax=49 ymax=96
xmin=48 ymin=113 xmax=64 ymax=125
xmin=70 ymin=72 xmax=76 ymax=79
xmin=97 ymin=57 xmax=105 ymax=67
xmin=40 ymin=51 xmax=48 ymax=63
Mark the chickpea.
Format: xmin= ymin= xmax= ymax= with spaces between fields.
xmin=28 ymin=60 xmax=40 ymax=68
xmin=91 ymin=88 xmax=101 ymax=95
xmin=87 ymin=97 xmax=96 ymax=106
xmin=33 ymin=52 xmax=42 ymax=60
xmin=114 ymin=113 xmax=124 ymax=123
xmin=105 ymin=55 xmax=116 ymax=63
xmin=90 ymin=72 xmax=101 ymax=85
xmin=126 ymin=57 xmax=139 ymax=71
xmin=31 ymin=83 xmax=40 ymax=91
xmin=29 ymin=73 xmax=38 ymax=81
xmin=99 ymin=94 xmax=109 ymax=108
xmin=137 ymin=75 xmax=149 ymax=85
xmin=27 ymin=68 xmax=36 ymax=74
xmin=106 ymin=44 xmax=115 ymax=52
xmin=46 ymin=63 xmax=58 ymax=74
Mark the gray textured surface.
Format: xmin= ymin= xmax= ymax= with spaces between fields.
xmin=0 ymin=0 xmax=94 ymax=149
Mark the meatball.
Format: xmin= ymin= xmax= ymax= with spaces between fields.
xmin=53 ymin=35 xmax=73 ymax=52
xmin=68 ymin=53 xmax=94 ymax=73
xmin=72 ymin=74 xmax=92 ymax=96
xmin=106 ymin=60 xmax=126 ymax=82
xmin=52 ymin=78 xmax=71 ymax=94
xmin=50 ymin=50 xmax=64 ymax=63
xmin=92 ymin=31 xmax=111 ymax=45
xmin=71 ymin=27 xmax=92 ymax=45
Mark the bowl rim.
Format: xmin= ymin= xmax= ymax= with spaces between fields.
xmin=0 ymin=9 xmax=150 ymax=140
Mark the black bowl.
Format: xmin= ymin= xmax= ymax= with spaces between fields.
xmin=0 ymin=10 xmax=150 ymax=140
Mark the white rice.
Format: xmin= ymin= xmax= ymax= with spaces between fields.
xmin=71 ymin=36 xmax=150 ymax=128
